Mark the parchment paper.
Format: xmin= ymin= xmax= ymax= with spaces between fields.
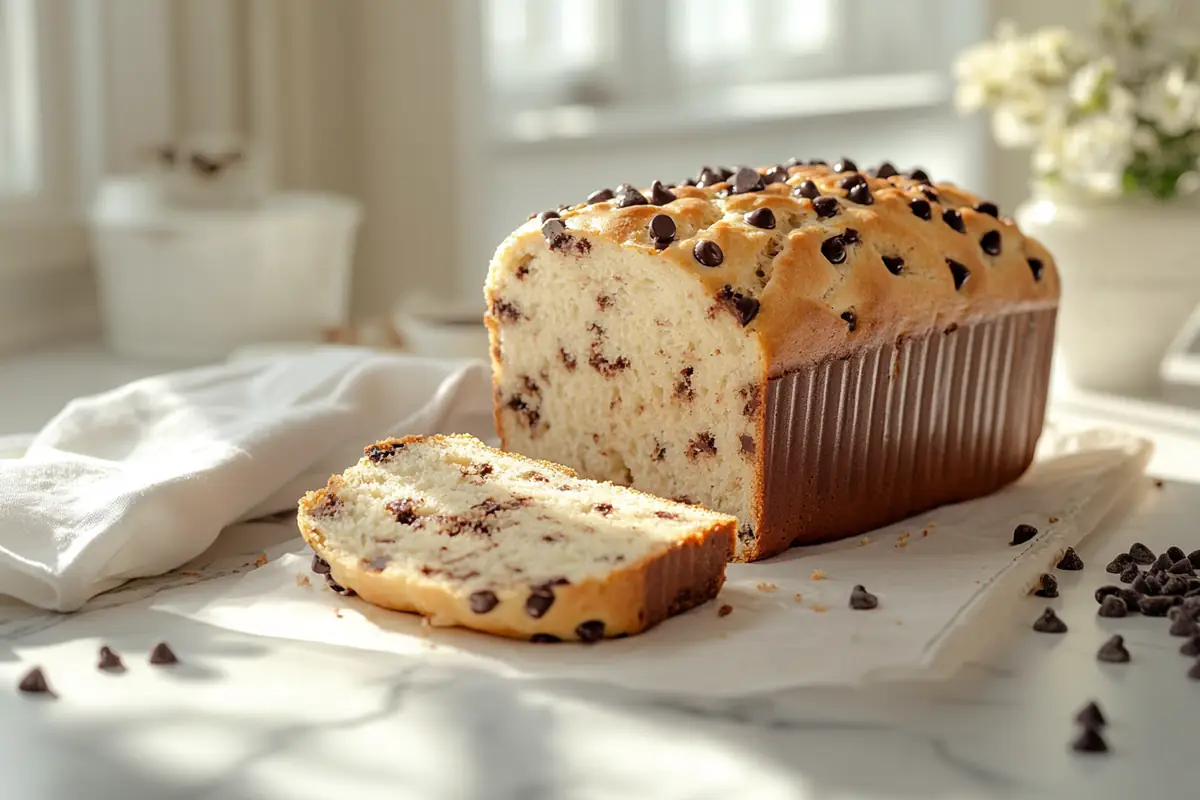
xmin=152 ymin=426 xmax=1152 ymax=697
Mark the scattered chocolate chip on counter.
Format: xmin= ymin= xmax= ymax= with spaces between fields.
xmin=718 ymin=604 xmax=733 ymax=618
xmin=1071 ymin=727 xmax=1109 ymax=754
xmin=1139 ymin=596 xmax=1175 ymax=617
xmin=1105 ymin=553 xmax=1133 ymax=573
xmin=1167 ymin=546 xmax=1186 ymax=562
xmin=1131 ymin=573 xmax=1157 ymax=596
xmin=1152 ymin=552 xmax=1174 ymax=572
xmin=17 ymin=667 xmax=54 ymax=697
xmin=1011 ymin=524 xmax=1038 ymax=546
xmin=849 ymin=584 xmax=879 ymax=610
xmin=1118 ymin=588 xmax=1142 ymax=612
xmin=149 ymin=642 xmax=179 ymax=665
xmin=1181 ymin=636 xmax=1200 ymax=657
xmin=1097 ymin=635 xmax=1131 ymax=663
xmin=1098 ymin=596 xmax=1127 ymax=618
xmin=1094 ymin=585 xmax=1121 ymax=603
xmin=1169 ymin=615 xmax=1198 ymax=637
xmin=1033 ymin=573 xmax=1059 ymax=598
xmin=1119 ymin=563 xmax=1140 ymax=584
xmin=1033 ymin=608 xmax=1068 ymax=633
xmin=1128 ymin=542 xmax=1155 ymax=564
xmin=1189 ymin=550 xmax=1200 ymax=569
xmin=1189 ymin=659 xmax=1200 ymax=680
xmin=1056 ymin=547 xmax=1084 ymax=571
xmin=97 ymin=645 xmax=125 ymax=672
xmin=1168 ymin=559 xmax=1195 ymax=576
xmin=1075 ymin=700 xmax=1106 ymax=728
xmin=1162 ymin=576 xmax=1190 ymax=596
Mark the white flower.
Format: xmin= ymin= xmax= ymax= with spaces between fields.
xmin=1059 ymin=110 xmax=1137 ymax=195
xmin=1068 ymin=58 xmax=1114 ymax=110
xmin=1140 ymin=64 xmax=1200 ymax=137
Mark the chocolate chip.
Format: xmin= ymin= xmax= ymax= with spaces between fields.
xmin=530 ymin=633 xmax=561 ymax=643
xmin=1106 ymin=553 xmax=1133 ymax=573
xmin=648 ymin=213 xmax=676 ymax=244
xmin=696 ymin=167 xmax=722 ymax=187
xmin=325 ymin=574 xmax=356 ymax=596
xmin=693 ymin=240 xmax=724 ymax=268
xmin=794 ymin=180 xmax=820 ymax=199
xmin=821 ymin=235 xmax=847 ymax=264
xmin=575 ymin=620 xmax=606 ymax=643
xmin=1151 ymin=552 xmax=1173 ymax=572
xmin=97 ymin=645 xmax=125 ymax=672
xmin=1169 ymin=559 xmax=1195 ymax=576
xmin=847 ymin=183 xmax=874 ymax=205
xmin=541 ymin=217 xmax=567 ymax=244
xmin=849 ymin=584 xmax=879 ymax=610
xmin=1119 ymin=588 xmax=1142 ymax=611
xmin=1119 ymin=563 xmax=1140 ymax=583
xmin=1166 ymin=546 xmax=1185 ymax=562
xmin=1076 ymin=700 xmax=1107 ymax=727
xmin=1098 ymin=596 xmax=1127 ymax=618
xmin=1071 ymin=728 xmax=1109 ymax=753
xmin=715 ymin=167 xmax=734 ymax=182
xmin=1170 ymin=615 xmax=1198 ymax=637
xmin=942 ymin=208 xmax=965 ymax=233
xmin=469 ymin=590 xmax=499 ymax=614
xmin=980 ymin=230 xmax=1002 ymax=256
xmin=873 ymin=162 xmax=898 ymax=179
xmin=744 ymin=207 xmax=776 ymax=230
xmin=1190 ymin=550 xmax=1200 ymax=568
xmin=837 ymin=173 xmax=866 ymax=190
xmin=808 ymin=158 xmax=828 ymax=166
xmin=1027 ymin=258 xmax=1045 ymax=281
xmin=734 ymin=296 xmax=760 ymax=326
xmin=649 ymin=180 xmax=676 ymax=205
xmin=387 ymin=498 xmax=419 ymax=525
xmin=812 ymin=196 xmax=839 ymax=218
xmin=1011 ymin=524 xmax=1038 ymax=546
xmin=17 ymin=667 xmax=54 ymax=696
xmin=1097 ymin=635 xmax=1131 ymax=663
xmin=149 ymin=642 xmax=178 ymax=665
xmin=840 ymin=310 xmax=857 ymax=332
xmin=1190 ymin=659 xmax=1200 ymax=680
xmin=975 ymin=201 xmax=1000 ymax=217
xmin=909 ymin=168 xmax=931 ymax=183
xmin=718 ymin=604 xmax=734 ymax=617
xmin=730 ymin=166 xmax=765 ymax=195
xmin=615 ymin=186 xmax=648 ymax=208
xmin=921 ymin=187 xmax=940 ymax=203
xmin=587 ymin=188 xmax=614 ymax=204
xmin=1181 ymin=636 xmax=1200 ymax=656
xmin=1162 ymin=576 xmax=1190 ymax=596
xmin=876 ymin=256 xmax=903 ymax=277
xmin=1132 ymin=573 xmax=1158 ymax=596
xmin=1034 ymin=573 xmax=1058 ymax=597
xmin=526 ymin=587 xmax=555 ymax=618
xmin=763 ymin=165 xmax=789 ymax=184
xmin=1140 ymin=596 xmax=1175 ymax=616
xmin=910 ymin=198 xmax=932 ymax=220
xmin=1129 ymin=542 xmax=1155 ymax=564
xmin=947 ymin=259 xmax=970 ymax=291
xmin=833 ymin=158 xmax=857 ymax=173
xmin=1094 ymin=585 xmax=1122 ymax=604
xmin=1033 ymin=608 xmax=1067 ymax=633
xmin=311 ymin=554 xmax=331 ymax=576
xmin=537 ymin=210 xmax=560 ymax=224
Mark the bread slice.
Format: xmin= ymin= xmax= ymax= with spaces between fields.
xmin=297 ymin=434 xmax=735 ymax=642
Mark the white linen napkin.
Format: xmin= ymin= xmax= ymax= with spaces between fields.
xmin=0 ymin=348 xmax=493 ymax=612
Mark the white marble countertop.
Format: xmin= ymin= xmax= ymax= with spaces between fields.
xmin=3 ymin=344 xmax=1200 ymax=799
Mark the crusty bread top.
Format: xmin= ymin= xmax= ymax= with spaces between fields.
xmin=488 ymin=160 xmax=1059 ymax=373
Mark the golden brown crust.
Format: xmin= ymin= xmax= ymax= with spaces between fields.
xmin=297 ymin=435 xmax=734 ymax=642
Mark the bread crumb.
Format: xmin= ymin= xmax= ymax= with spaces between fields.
xmin=894 ymin=619 xmax=903 ymax=626
xmin=231 ymin=568 xmax=241 ymax=574
xmin=295 ymin=574 xmax=311 ymax=588
xmin=810 ymin=570 xmax=826 ymax=581
xmin=255 ymin=553 xmax=269 ymax=567
xmin=811 ymin=603 xmax=829 ymax=613
xmin=894 ymin=538 xmax=908 ymax=549
xmin=1153 ymin=479 xmax=1164 ymax=489
xmin=921 ymin=530 xmax=928 ymax=537
xmin=718 ymin=604 xmax=733 ymax=617
xmin=1048 ymin=516 xmax=1060 ymax=523
xmin=334 ymin=608 xmax=344 ymax=618
xmin=792 ymin=593 xmax=804 ymax=603
xmin=858 ymin=537 xmax=871 ymax=547
xmin=756 ymin=582 xmax=778 ymax=592
xmin=926 ymin=522 xmax=937 ymax=528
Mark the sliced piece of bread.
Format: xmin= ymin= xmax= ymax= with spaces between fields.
xmin=297 ymin=434 xmax=735 ymax=642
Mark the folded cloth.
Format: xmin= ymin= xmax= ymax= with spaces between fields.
xmin=0 ymin=348 xmax=493 ymax=611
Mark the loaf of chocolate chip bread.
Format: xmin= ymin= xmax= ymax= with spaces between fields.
xmin=484 ymin=159 xmax=1059 ymax=561
xmin=298 ymin=434 xmax=734 ymax=642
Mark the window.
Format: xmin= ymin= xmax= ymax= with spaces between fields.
xmin=482 ymin=0 xmax=953 ymax=126
xmin=0 ymin=0 xmax=38 ymax=197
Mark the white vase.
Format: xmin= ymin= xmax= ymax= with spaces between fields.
xmin=1015 ymin=185 xmax=1200 ymax=396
